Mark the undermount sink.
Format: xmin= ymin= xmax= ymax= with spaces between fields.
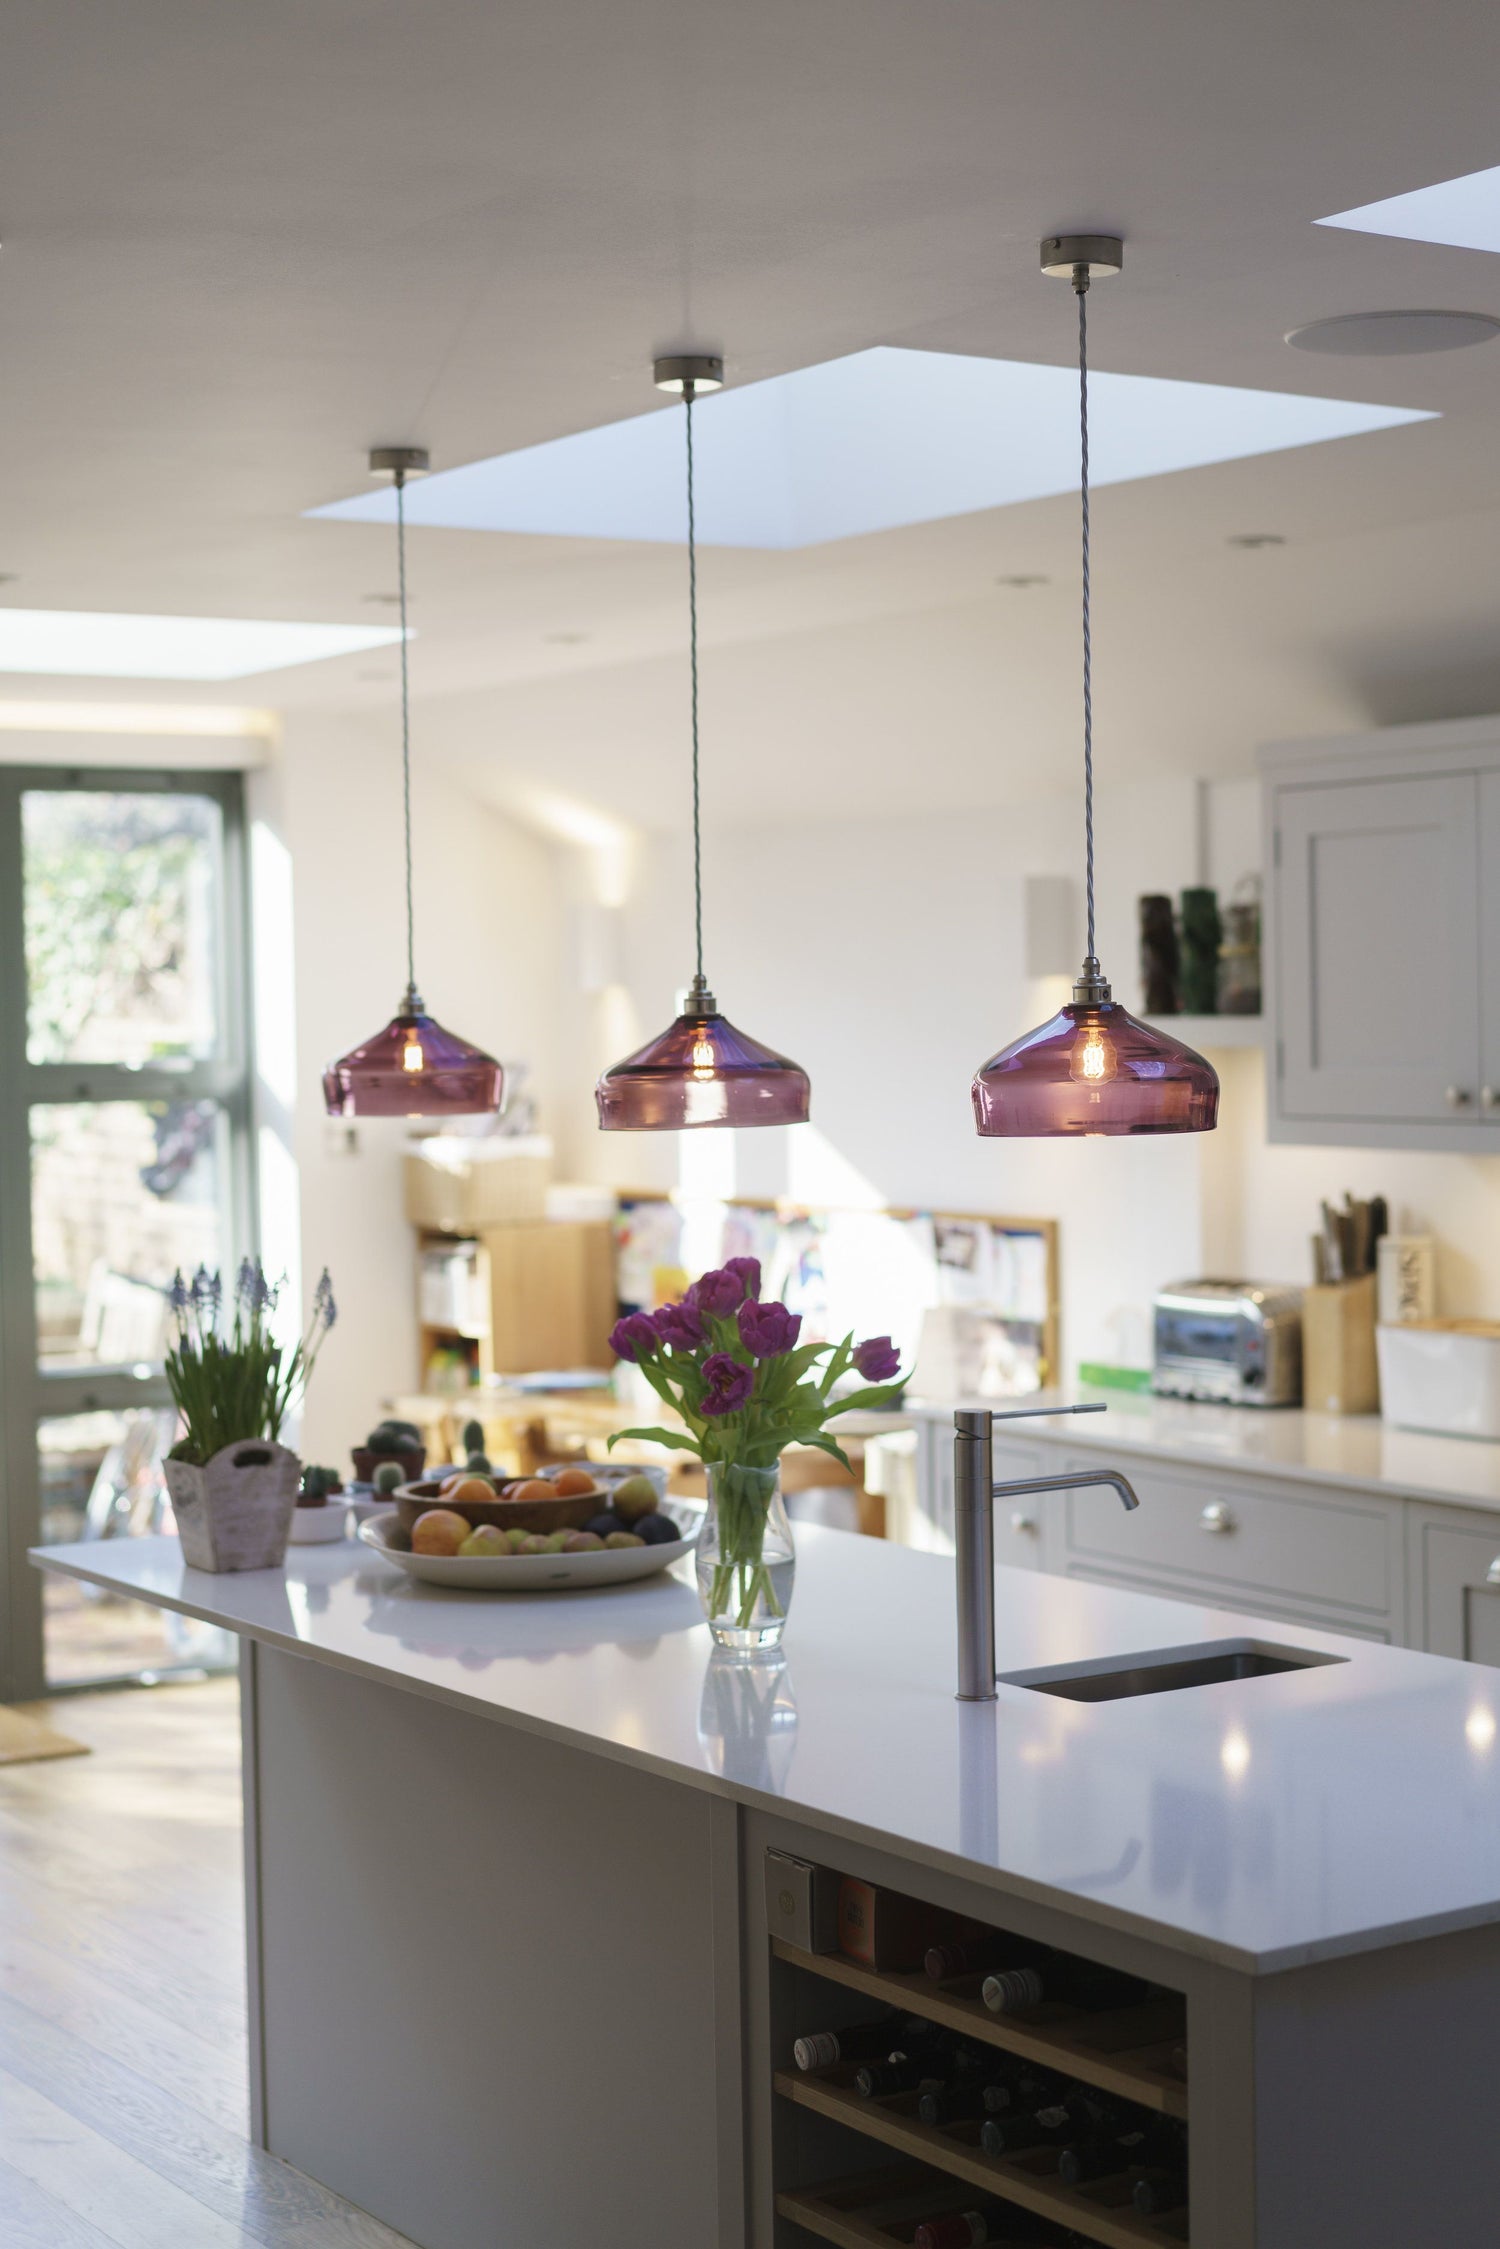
xmin=997 ymin=1637 xmax=1348 ymax=1704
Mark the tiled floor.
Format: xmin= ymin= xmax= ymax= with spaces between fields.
xmin=0 ymin=1678 xmax=419 ymax=2247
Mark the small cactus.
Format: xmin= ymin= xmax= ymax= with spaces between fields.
xmin=462 ymin=1417 xmax=485 ymax=1457
xmin=301 ymin=1464 xmax=339 ymax=1501
xmin=373 ymin=1461 xmax=403 ymax=1495
xmin=465 ymin=1451 xmax=492 ymax=1476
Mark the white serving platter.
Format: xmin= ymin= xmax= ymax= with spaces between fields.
xmin=357 ymin=1504 xmax=702 ymax=1592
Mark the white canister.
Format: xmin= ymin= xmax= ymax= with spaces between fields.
xmin=1377 ymin=1235 xmax=1436 ymax=1327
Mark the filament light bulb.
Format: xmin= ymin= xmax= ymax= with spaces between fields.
xmin=403 ymin=1034 xmax=425 ymax=1073
xmin=1070 ymin=1016 xmax=1117 ymax=1085
xmin=691 ymin=1033 xmax=717 ymax=1077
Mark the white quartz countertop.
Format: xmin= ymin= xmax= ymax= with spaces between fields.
xmin=903 ymin=1386 xmax=1500 ymax=1512
xmin=33 ymin=1526 xmax=1500 ymax=1977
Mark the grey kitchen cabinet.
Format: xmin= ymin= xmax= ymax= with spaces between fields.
xmin=1409 ymin=1503 xmax=1500 ymax=1666
xmin=904 ymin=1421 xmax=1051 ymax=1566
xmin=1260 ymin=713 xmax=1500 ymax=1150
xmin=1058 ymin=1450 xmax=1404 ymax=1641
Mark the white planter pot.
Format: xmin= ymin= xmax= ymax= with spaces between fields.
xmin=164 ymin=1440 xmax=301 ymax=1571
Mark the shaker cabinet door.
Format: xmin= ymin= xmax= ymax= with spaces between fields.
xmin=1275 ymin=772 xmax=1480 ymax=1125
xmin=1411 ymin=1508 xmax=1500 ymax=1667
xmin=1477 ymin=770 xmax=1500 ymax=1117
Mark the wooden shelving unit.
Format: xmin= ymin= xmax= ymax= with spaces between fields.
xmin=774 ymin=2070 xmax=1188 ymax=2249
xmin=771 ymin=1939 xmax=1188 ymax=2121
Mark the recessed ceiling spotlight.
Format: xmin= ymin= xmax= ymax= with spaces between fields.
xmin=362 ymin=591 xmax=402 ymax=605
xmin=544 ymin=630 xmax=591 ymax=645
xmin=1227 ymin=532 xmax=1286 ymax=549
xmin=995 ymin=573 xmax=1049 ymax=588
xmin=1286 ymin=310 xmax=1500 ymax=356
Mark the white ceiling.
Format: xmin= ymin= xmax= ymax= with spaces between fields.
xmin=6 ymin=0 xmax=1500 ymax=827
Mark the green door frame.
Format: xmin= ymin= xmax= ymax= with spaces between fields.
xmin=0 ymin=766 xmax=255 ymax=1701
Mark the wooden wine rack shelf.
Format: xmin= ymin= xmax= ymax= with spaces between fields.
xmin=773 ymin=2071 xmax=1189 ymax=2249
xmin=771 ymin=1938 xmax=1189 ymax=2121
xmin=777 ymin=2163 xmax=1015 ymax=2248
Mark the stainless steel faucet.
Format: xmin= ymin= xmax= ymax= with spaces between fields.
xmin=954 ymin=1405 xmax=1141 ymax=1701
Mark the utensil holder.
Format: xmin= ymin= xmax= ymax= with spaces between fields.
xmin=1303 ymin=1272 xmax=1380 ymax=1415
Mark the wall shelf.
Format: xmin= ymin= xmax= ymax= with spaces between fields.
xmin=770 ymin=1938 xmax=1188 ymax=2119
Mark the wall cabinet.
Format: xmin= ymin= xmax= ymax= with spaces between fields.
xmin=1261 ymin=715 xmax=1500 ymax=1150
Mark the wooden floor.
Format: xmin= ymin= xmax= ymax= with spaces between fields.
xmin=0 ymin=1677 xmax=420 ymax=2248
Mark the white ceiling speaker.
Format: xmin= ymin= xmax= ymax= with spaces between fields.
xmin=1285 ymin=310 xmax=1500 ymax=356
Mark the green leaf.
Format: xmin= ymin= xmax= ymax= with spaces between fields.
xmin=606 ymin=1425 xmax=704 ymax=1457
xmin=802 ymin=1431 xmax=854 ymax=1475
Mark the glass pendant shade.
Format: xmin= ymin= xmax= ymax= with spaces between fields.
xmin=323 ymin=994 xmax=504 ymax=1119
xmin=596 ymin=991 xmax=809 ymax=1131
xmin=973 ymin=1000 xmax=1218 ymax=1137
xmin=323 ymin=445 xmax=502 ymax=1123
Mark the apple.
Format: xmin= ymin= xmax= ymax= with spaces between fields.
xmin=411 ymin=1509 xmax=470 ymax=1557
xmin=458 ymin=1525 xmax=508 ymax=1558
xmin=611 ymin=1473 xmax=659 ymax=1523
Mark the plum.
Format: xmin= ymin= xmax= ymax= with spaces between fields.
xmin=584 ymin=1510 xmax=627 ymax=1540
xmin=632 ymin=1513 xmax=680 ymax=1546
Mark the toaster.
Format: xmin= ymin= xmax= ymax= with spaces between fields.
xmin=1152 ymin=1280 xmax=1303 ymax=1407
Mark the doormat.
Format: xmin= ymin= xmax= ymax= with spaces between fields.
xmin=0 ymin=1705 xmax=89 ymax=1766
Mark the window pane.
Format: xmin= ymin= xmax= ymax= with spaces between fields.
xmin=38 ymin=1408 xmax=234 ymax=1687
xmin=23 ymin=789 xmax=223 ymax=1065
xmin=31 ymin=1099 xmax=226 ymax=1368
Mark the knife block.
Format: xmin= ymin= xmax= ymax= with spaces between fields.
xmin=1303 ymin=1272 xmax=1380 ymax=1415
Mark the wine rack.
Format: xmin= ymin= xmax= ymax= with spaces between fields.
xmin=771 ymin=1940 xmax=1188 ymax=2122
xmin=777 ymin=2162 xmax=1021 ymax=2248
xmin=774 ymin=2067 xmax=1188 ymax=2249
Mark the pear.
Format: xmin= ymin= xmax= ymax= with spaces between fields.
xmin=611 ymin=1474 xmax=659 ymax=1523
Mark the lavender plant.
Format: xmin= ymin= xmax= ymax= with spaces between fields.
xmin=165 ymin=1261 xmax=336 ymax=1466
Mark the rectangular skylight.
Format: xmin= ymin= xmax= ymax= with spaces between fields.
xmin=0 ymin=610 xmax=405 ymax=680
xmin=310 ymin=345 xmax=1433 ymax=551
xmin=1318 ymin=165 xmax=1500 ymax=255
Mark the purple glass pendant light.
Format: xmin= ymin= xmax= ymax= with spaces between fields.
xmin=323 ymin=448 xmax=504 ymax=1120
xmin=973 ymin=239 xmax=1219 ymax=1139
xmin=596 ymin=357 xmax=810 ymax=1131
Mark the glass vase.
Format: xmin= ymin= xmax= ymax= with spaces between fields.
xmin=696 ymin=1460 xmax=795 ymax=1653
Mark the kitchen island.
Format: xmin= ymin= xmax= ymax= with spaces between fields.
xmin=31 ymin=1520 xmax=1500 ymax=2249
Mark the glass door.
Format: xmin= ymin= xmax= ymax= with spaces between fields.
xmin=0 ymin=770 xmax=254 ymax=1695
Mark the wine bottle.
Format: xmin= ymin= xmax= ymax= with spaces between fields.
xmin=979 ymin=2099 xmax=1075 ymax=2156
xmin=982 ymin=1950 xmax=1153 ymax=2018
xmin=917 ymin=2080 xmax=1013 ymax=2126
xmin=857 ymin=2036 xmax=989 ymax=2099
xmin=924 ymin=1934 xmax=1046 ymax=1984
xmin=1058 ymin=2121 xmax=1173 ymax=2187
xmin=1132 ymin=2170 xmax=1188 ymax=2216
xmin=910 ymin=2203 xmax=1062 ymax=2249
xmin=792 ymin=2010 xmax=935 ymax=2072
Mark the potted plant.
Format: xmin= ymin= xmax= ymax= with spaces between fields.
xmin=607 ymin=1260 xmax=904 ymax=1652
xmin=163 ymin=1262 xmax=337 ymax=1572
xmin=350 ymin=1418 xmax=427 ymax=1487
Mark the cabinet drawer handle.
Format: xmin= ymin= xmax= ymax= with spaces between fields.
xmin=1447 ymin=1085 xmax=1474 ymax=1109
xmin=1009 ymin=1511 xmax=1038 ymax=1535
xmin=1200 ymin=1502 xmax=1234 ymax=1534
xmin=1486 ymin=1558 xmax=1500 ymax=1587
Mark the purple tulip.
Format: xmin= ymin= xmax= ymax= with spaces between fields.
xmin=654 ymin=1300 xmax=705 ymax=1351
xmin=724 ymin=1256 xmax=762 ymax=1302
xmin=700 ymin=1352 xmax=755 ymax=1417
xmin=853 ymin=1335 xmax=901 ymax=1383
xmin=609 ymin=1312 xmax=661 ymax=1364
xmin=737 ymin=1298 xmax=801 ymax=1359
xmin=689 ymin=1267 xmax=748 ymax=1319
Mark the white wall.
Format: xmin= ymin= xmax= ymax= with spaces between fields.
xmin=250 ymin=714 xmax=568 ymax=1464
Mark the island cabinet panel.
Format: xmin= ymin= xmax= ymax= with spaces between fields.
xmin=1408 ymin=1502 xmax=1500 ymax=1664
xmin=745 ymin=1815 xmax=1500 ymax=2249
xmin=910 ymin=1426 xmax=1052 ymax=1569
xmin=1057 ymin=1455 xmax=1402 ymax=1634
xmin=244 ymin=1644 xmax=737 ymax=2249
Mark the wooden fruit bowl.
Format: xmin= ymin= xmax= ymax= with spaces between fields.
xmin=393 ymin=1480 xmax=602 ymax=1537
